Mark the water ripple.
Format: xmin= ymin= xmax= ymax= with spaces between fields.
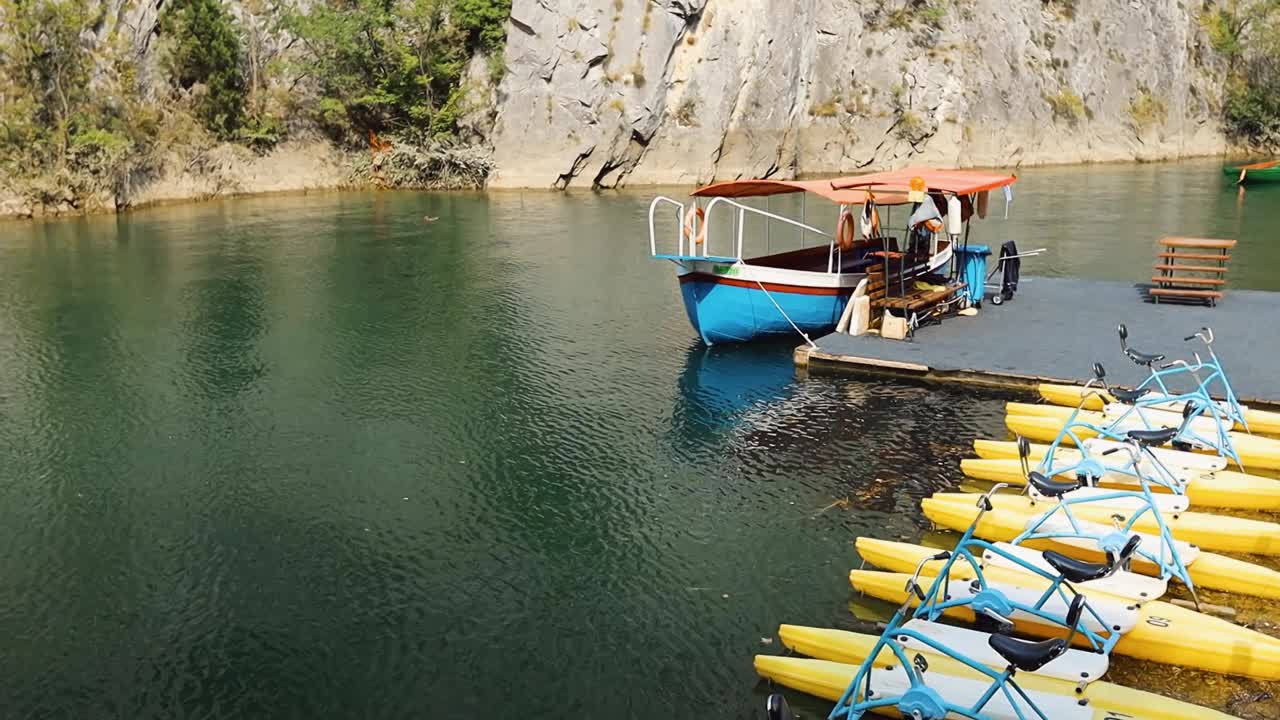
xmin=0 ymin=180 xmax=1270 ymax=718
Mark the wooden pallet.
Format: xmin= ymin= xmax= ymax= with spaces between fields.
xmin=1150 ymin=236 xmax=1235 ymax=306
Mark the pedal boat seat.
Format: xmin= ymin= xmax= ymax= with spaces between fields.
xmin=1027 ymin=471 xmax=1081 ymax=498
xmin=1124 ymin=347 xmax=1166 ymax=367
xmin=1110 ymin=387 xmax=1151 ymax=404
xmin=1040 ymin=552 xmax=1115 ymax=584
xmin=1126 ymin=427 xmax=1179 ymax=446
xmin=987 ymin=635 xmax=1068 ymax=672
xmin=1042 ymin=535 xmax=1143 ymax=584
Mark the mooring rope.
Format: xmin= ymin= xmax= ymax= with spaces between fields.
xmin=755 ymin=280 xmax=817 ymax=349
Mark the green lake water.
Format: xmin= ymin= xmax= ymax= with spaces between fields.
xmin=0 ymin=159 xmax=1276 ymax=718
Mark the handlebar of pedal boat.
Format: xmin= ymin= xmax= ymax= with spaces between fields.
xmin=902 ymin=576 xmax=925 ymax=603
xmin=911 ymin=582 xmax=926 ymax=601
xmin=1127 ymin=437 xmax=1147 ymax=454
xmin=1185 ymin=327 xmax=1214 ymax=344
xmin=1079 ymin=388 xmax=1110 ymax=407
xmin=978 ymin=483 xmax=1010 ymax=510
xmin=907 ymin=550 xmax=950 ymax=598
xmin=1115 ymin=441 xmax=1143 ymax=463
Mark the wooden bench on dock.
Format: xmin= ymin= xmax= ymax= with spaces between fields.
xmin=864 ymin=263 xmax=965 ymax=314
xmin=875 ymin=282 xmax=966 ymax=312
xmin=1149 ymin=236 xmax=1236 ymax=306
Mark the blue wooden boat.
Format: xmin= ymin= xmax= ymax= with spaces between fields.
xmin=647 ymin=168 xmax=1018 ymax=344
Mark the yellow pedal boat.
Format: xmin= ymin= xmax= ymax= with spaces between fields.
xmin=758 ymin=629 xmax=1242 ymax=719
xmin=851 ymin=537 xmax=1280 ymax=680
xmin=920 ymin=496 xmax=1280 ymax=599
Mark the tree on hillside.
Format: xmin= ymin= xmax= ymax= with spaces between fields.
xmin=0 ymin=0 xmax=94 ymax=165
xmin=0 ymin=0 xmax=151 ymax=201
xmin=1204 ymin=0 xmax=1280 ymax=146
xmin=162 ymin=0 xmax=248 ymax=139
xmin=285 ymin=0 xmax=511 ymax=144
xmin=453 ymin=0 xmax=513 ymax=53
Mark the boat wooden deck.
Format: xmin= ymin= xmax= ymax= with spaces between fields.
xmin=797 ymin=277 xmax=1280 ymax=409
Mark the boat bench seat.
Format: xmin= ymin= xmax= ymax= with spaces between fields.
xmin=873 ymin=283 xmax=965 ymax=312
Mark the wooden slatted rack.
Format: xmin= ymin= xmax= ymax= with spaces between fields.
xmin=1149 ymin=236 xmax=1235 ymax=306
xmin=865 ymin=268 xmax=966 ymax=334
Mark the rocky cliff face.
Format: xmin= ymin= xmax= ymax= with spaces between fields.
xmin=489 ymin=0 xmax=1229 ymax=188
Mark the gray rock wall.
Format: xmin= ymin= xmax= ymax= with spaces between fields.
xmin=489 ymin=0 xmax=1229 ymax=188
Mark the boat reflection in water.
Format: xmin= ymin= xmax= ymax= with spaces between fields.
xmin=667 ymin=341 xmax=1005 ymax=517
xmin=670 ymin=341 xmax=799 ymax=444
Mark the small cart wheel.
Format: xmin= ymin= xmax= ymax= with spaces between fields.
xmin=990 ymin=293 xmax=1004 ymax=306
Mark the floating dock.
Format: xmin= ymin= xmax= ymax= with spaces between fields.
xmin=796 ymin=277 xmax=1280 ymax=409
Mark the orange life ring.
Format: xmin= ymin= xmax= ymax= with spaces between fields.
xmin=836 ymin=209 xmax=857 ymax=251
xmin=683 ymin=206 xmax=707 ymax=245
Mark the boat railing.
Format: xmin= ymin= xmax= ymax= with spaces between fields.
xmin=648 ymin=194 xmax=834 ymax=268
xmin=648 ymin=195 xmax=738 ymax=262
xmin=703 ymin=198 xmax=833 ymax=265
xmin=648 ymin=196 xmax=691 ymax=258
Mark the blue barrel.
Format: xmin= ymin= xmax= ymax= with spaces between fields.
xmin=955 ymin=244 xmax=991 ymax=306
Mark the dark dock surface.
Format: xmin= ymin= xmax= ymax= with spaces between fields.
xmin=798 ymin=277 xmax=1280 ymax=407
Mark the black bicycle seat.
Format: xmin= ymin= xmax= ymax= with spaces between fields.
xmin=1027 ymin=471 xmax=1080 ymax=498
xmin=1042 ymin=550 xmax=1112 ymax=584
xmin=1124 ymin=347 xmax=1166 ymax=367
xmin=1126 ymin=427 xmax=1179 ymax=446
xmin=988 ymin=634 xmax=1068 ymax=672
xmin=1110 ymin=387 xmax=1151 ymax=404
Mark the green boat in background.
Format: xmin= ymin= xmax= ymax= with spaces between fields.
xmin=1225 ymin=159 xmax=1280 ymax=183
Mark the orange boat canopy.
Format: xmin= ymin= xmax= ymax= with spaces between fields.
xmin=832 ymin=167 xmax=1016 ymax=195
xmin=691 ymin=178 xmax=910 ymax=206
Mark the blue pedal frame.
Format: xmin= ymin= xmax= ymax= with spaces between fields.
xmin=832 ymin=498 xmax=1113 ymax=720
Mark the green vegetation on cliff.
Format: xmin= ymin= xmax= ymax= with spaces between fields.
xmin=0 ymin=0 xmax=160 ymax=208
xmin=163 ymin=0 xmax=247 ymax=138
xmin=1204 ymin=0 xmax=1280 ymax=147
xmin=286 ymin=0 xmax=478 ymax=142
xmin=0 ymin=0 xmax=509 ymax=212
